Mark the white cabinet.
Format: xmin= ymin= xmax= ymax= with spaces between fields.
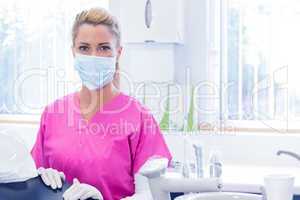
xmin=119 ymin=0 xmax=184 ymax=44
xmin=120 ymin=44 xmax=175 ymax=82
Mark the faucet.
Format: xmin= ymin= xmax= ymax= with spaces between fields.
xmin=209 ymin=153 xmax=222 ymax=178
xmin=277 ymin=150 xmax=300 ymax=161
xmin=193 ymin=144 xmax=204 ymax=178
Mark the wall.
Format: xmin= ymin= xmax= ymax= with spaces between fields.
xmin=173 ymin=0 xmax=221 ymax=125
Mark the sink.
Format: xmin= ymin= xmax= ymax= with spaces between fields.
xmin=175 ymin=192 xmax=262 ymax=200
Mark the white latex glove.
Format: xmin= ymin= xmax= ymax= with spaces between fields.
xmin=63 ymin=178 xmax=103 ymax=200
xmin=38 ymin=167 xmax=65 ymax=190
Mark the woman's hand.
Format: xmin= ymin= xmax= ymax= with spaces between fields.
xmin=37 ymin=167 xmax=66 ymax=190
xmin=63 ymin=178 xmax=103 ymax=200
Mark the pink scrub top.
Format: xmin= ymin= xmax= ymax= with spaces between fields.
xmin=31 ymin=92 xmax=172 ymax=200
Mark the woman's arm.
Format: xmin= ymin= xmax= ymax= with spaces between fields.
xmin=124 ymin=106 xmax=172 ymax=200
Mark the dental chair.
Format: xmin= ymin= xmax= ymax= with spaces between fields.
xmin=0 ymin=132 xmax=91 ymax=200
xmin=0 ymin=176 xmax=93 ymax=200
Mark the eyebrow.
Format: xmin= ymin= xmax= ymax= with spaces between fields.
xmin=97 ymin=42 xmax=111 ymax=46
xmin=79 ymin=42 xmax=111 ymax=46
xmin=79 ymin=42 xmax=90 ymax=46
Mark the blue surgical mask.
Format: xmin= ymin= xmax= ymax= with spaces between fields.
xmin=74 ymin=54 xmax=116 ymax=90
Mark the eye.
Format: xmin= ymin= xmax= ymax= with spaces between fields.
xmin=98 ymin=46 xmax=111 ymax=51
xmin=78 ymin=46 xmax=89 ymax=52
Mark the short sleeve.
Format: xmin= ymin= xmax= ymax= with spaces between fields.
xmin=131 ymin=110 xmax=172 ymax=174
xmin=31 ymin=109 xmax=48 ymax=169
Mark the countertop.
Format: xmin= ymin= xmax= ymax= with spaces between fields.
xmin=221 ymin=165 xmax=300 ymax=195
xmin=164 ymin=165 xmax=300 ymax=195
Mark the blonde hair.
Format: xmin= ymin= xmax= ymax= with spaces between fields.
xmin=72 ymin=7 xmax=121 ymax=47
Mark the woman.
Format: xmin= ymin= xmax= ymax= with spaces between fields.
xmin=31 ymin=7 xmax=172 ymax=200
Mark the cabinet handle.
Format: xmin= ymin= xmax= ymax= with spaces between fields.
xmin=145 ymin=0 xmax=152 ymax=28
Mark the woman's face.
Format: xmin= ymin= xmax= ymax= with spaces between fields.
xmin=72 ymin=23 xmax=122 ymax=59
